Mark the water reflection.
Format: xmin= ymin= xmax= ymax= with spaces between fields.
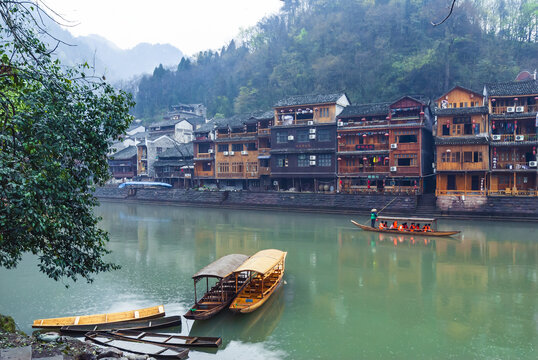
xmin=1 ymin=202 xmax=537 ymax=359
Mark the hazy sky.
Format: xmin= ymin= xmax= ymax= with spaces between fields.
xmin=41 ymin=0 xmax=283 ymax=55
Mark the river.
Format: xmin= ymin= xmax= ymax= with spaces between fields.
xmin=1 ymin=201 xmax=537 ymax=359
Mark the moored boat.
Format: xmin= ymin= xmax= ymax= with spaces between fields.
xmin=60 ymin=315 xmax=181 ymax=335
xmin=33 ymin=305 xmax=165 ymax=328
xmin=85 ymin=332 xmax=189 ymax=359
xmin=229 ymin=249 xmax=287 ymax=314
xmin=351 ymin=217 xmax=460 ymax=237
xmin=108 ymin=329 xmax=222 ymax=348
xmin=184 ymin=254 xmax=250 ymax=320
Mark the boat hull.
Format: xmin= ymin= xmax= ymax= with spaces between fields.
xmin=351 ymin=220 xmax=460 ymax=237
xmin=230 ymin=278 xmax=283 ymax=314
xmin=33 ymin=305 xmax=165 ymax=328
xmin=60 ymin=315 xmax=181 ymax=335
xmin=110 ymin=330 xmax=222 ymax=348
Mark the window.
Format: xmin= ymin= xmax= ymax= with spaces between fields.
xmin=298 ymin=154 xmax=309 ymax=167
xmin=217 ymin=162 xmax=229 ymax=173
xmin=345 ymin=136 xmax=355 ymax=145
xmin=447 ymin=175 xmax=456 ymax=190
xmin=346 ymin=158 xmax=355 ymax=166
xmin=247 ymin=142 xmax=257 ymax=151
xmin=451 ymin=152 xmax=460 ymax=162
xmin=277 ymin=156 xmax=288 ymax=167
xmin=442 ymin=125 xmax=450 ymax=136
xmin=218 ymin=144 xmax=229 ymax=152
xmin=464 ymin=152 xmax=473 ymax=162
xmin=474 ymin=124 xmax=480 ymax=134
xmin=453 ymin=116 xmax=471 ymax=124
xmin=317 ymin=129 xmax=330 ymax=142
xmin=231 ymin=162 xmax=243 ymax=173
xmin=276 ymin=131 xmax=288 ymax=144
xmin=202 ymin=162 xmax=211 ymax=171
xmin=198 ymin=143 xmax=210 ymax=153
xmin=318 ymin=154 xmax=331 ymax=166
xmin=156 ymin=147 xmax=162 ymax=154
xmin=297 ymin=130 xmax=309 ymax=142
xmin=232 ymin=143 xmax=243 ymax=152
xmin=398 ymin=134 xmax=417 ymax=143
xmin=473 ymin=152 xmax=482 ymax=163
xmin=395 ymin=153 xmax=417 ymax=166
xmin=246 ymin=162 xmax=258 ymax=173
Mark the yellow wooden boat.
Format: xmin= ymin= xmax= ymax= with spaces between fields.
xmin=229 ymin=249 xmax=287 ymax=314
xmin=32 ymin=305 xmax=165 ymax=328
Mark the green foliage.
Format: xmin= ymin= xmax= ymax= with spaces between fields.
xmin=133 ymin=0 xmax=537 ymax=119
xmin=0 ymin=2 xmax=134 ymax=283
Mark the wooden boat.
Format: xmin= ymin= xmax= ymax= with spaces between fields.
xmin=107 ymin=329 xmax=222 ymax=348
xmin=60 ymin=315 xmax=181 ymax=335
xmin=351 ymin=217 xmax=460 ymax=237
xmin=229 ymin=249 xmax=287 ymax=314
xmin=85 ymin=332 xmax=189 ymax=359
xmin=33 ymin=305 xmax=165 ymax=328
xmin=184 ymin=254 xmax=250 ymax=320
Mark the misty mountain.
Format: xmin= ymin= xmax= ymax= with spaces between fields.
xmin=42 ymin=17 xmax=183 ymax=82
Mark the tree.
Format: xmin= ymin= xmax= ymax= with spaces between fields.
xmin=0 ymin=1 xmax=134 ymax=282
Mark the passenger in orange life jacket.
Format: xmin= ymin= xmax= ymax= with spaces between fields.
xmin=416 ymin=223 xmax=421 ymax=232
xmin=398 ymin=224 xmax=404 ymax=231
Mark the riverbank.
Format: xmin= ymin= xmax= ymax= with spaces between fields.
xmin=94 ymin=186 xmax=538 ymax=221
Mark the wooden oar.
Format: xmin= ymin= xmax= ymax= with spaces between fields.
xmin=363 ymin=197 xmax=398 ymax=226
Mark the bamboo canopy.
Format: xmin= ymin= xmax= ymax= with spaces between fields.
xmin=377 ymin=216 xmax=437 ymax=222
xmin=234 ymin=249 xmax=287 ymax=275
xmin=192 ymin=254 xmax=249 ymax=280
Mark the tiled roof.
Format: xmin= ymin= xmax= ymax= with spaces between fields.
xmin=150 ymin=119 xmax=180 ymax=128
xmin=154 ymin=159 xmax=192 ymax=167
xmin=157 ymin=143 xmax=194 ymax=158
xmin=109 ymin=145 xmax=137 ymax=160
xmin=435 ymin=85 xmax=482 ymax=101
xmin=194 ymin=118 xmax=223 ymax=134
xmin=274 ymin=93 xmax=345 ymax=107
xmin=435 ymin=136 xmax=489 ymax=145
xmin=434 ymin=106 xmax=489 ymax=116
xmin=390 ymin=95 xmax=428 ymax=106
xmin=338 ymin=103 xmax=390 ymax=118
xmin=485 ymin=79 xmax=538 ymax=96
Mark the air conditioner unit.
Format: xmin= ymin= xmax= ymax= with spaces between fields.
xmin=492 ymin=135 xmax=501 ymax=140
xmin=309 ymin=155 xmax=316 ymax=160
xmin=307 ymin=121 xmax=314 ymax=125
xmin=241 ymin=150 xmax=248 ymax=155
xmin=516 ymin=106 xmax=524 ymax=113
xmin=288 ymin=135 xmax=294 ymax=141
xmin=390 ymin=166 xmax=397 ymax=172
xmin=337 ymin=121 xmax=343 ymax=127
xmin=229 ymin=151 xmax=235 ymax=155
xmin=223 ymin=151 xmax=229 ymax=156
xmin=390 ymin=143 xmax=398 ymax=149
xmin=309 ymin=128 xmax=316 ymax=134
xmin=309 ymin=160 xmax=316 ymax=166
xmin=507 ymin=107 xmax=515 ymax=113
xmin=515 ymin=135 xmax=525 ymax=141
xmin=529 ymin=161 xmax=537 ymax=167
xmin=208 ymin=149 xmax=214 ymax=153
xmin=309 ymin=134 xmax=316 ymax=139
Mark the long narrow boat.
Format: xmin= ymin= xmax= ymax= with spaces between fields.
xmin=60 ymin=315 xmax=181 ymax=335
xmin=351 ymin=217 xmax=460 ymax=237
xmin=229 ymin=249 xmax=287 ymax=314
xmin=184 ymin=254 xmax=250 ymax=320
xmin=33 ymin=305 xmax=165 ymax=328
xmin=108 ymin=329 xmax=222 ymax=348
xmin=85 ymin=332 xmax=189 ymax=360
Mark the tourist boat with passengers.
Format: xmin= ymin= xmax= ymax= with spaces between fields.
xmin=184 ymin=254 xmax=250 ymax=320
xmin=229 ymin=249 xmax=287 ymax=314
xmin=60 ymin=315 xmax=181 ymax=335
xmin=351 ymin=217 xmax=460 ymax=237
xmin=33 ymin=305 xmax=165 ymax=328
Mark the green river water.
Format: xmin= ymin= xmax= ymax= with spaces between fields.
xmin=1 ymin=201 xmax=537 ymax=359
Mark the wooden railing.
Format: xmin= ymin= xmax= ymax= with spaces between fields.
xmin=258 ymin=148 xmax=271 ymax=156
xmin=338 ymin=165 xmax=390 ymax=173
xmin=217 ymin=132 xmax=257 ymax=139
xmin=258 ymin=128 xmax=271 ymax=136
xmin=489 ymin=189 xmax=538 ymax=196
xmin=436 ymin=189 xmax=487 ymax=196
xmin=492 ymin=104 xmax=538 ymax=114
xmin=436 ymin=162 xmax=488 ymax=171
xmin=217 ymin=172 xmax=244 ymax=178
xmin=492 ymin=161 xmax=535 ymax=170
xmin=338 ymin=144 xmax=389 ymax=152
xmin=196 ymin=153 xmax=212 ymax=159
xmin=259 ymin=167 xmax=271 ymax=175
xmin=491 ymin=134 xmax=538 ymax=142
xmin=343 ymin=185 xmax=419 ymax=195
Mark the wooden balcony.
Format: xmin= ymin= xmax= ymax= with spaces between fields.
xmin=492 ymin=161 xmax=536 ymax=171
xmin=338 ymin=144 xmax=389 ymax=152
xmin=217 ymin=172 xmax=244 ymax=179
xmin=258 ymin=148 xmax=271 ymax=156
xmin=196 ymin=153 xmax=213 ymax=159
xmin=436 ymin=162 xmax=488 ymax=171
xmin=491 ymin=104 xmax=538 ymax=114
xmin=259 ymin=167 xmax=271 ymax=176
xmin=338 ymin=165 xmax=390 ymax=174
xmin=258 ymin=128 xmax=271 ymax=136
xmin=489 ymin=189 xmax=538 ymax=196
xmin=343 ymin=185 xmax=419 ymax=195
xmin=491 ymin=134 xmax=538 ymax=142
xmin=217 ymin=132 xmax=257 ymax=139
xmin=436 ymin=189 xmax=487 ymax=196
xmin=392 ymin=166 xmax=420 ymax=175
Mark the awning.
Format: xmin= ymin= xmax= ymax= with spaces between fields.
xmin=193 ymin=254 xmax=249 ymax=280
xmin=234 ymin=249 xmax=287 ymax=275
xmin=258 ymin=155 xmax=271 ymax=159
xmin=378 ymin=216 xmax=436 ymax=222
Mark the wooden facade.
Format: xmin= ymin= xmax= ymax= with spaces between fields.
xmin=271 ymin=93 xmax=350 ymax=192
xmin=434 ymin=87 xmax=490 ymax=196
xmin=486 ymin=79 xmax=538 ymax=196
xmin=109 ymin=146 xmax=138 ymax=180
xmin=337 ymin=96 xmax=434 ymax=194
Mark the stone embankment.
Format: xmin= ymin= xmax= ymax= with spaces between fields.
xmin=94 ymin=186 xmax=538 ymax=220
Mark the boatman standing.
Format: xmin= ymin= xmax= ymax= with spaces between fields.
xmin=370 ymin=208 xmax=378 ymax=228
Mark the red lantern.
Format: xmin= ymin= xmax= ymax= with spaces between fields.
xmin=492 ymin=98 xmax=496 ymax=102
xmin=337 ymin=157 xmax=342 ymax=161
xmin=363 ymin=157 xmax=367 ymax=161
xmin=473 ymin=124 xmax=476 ymax=129
xmin=386 ymin=116 xmax=390 ymax=120
xmin=492 ymin=122 xmax=496 ymax=130
xmin=420 ymin=111 xmax=425 ymax=116
xmin=363 ymin=133 xmax=367 ymax=137
xmin=362 ymin=117 xmax=366 ymax=121
xmin=367 ymin=180 xmax=371 ymax=189
xmin=514 ymin=98 xmax=518 ymax=101
xmin=384 ymin=132 xmax=389 ymax=136
xmin=337 ymin=135 xmax=342 ymax=139
xmin=533 ymin=147 xmax=536 ymax=155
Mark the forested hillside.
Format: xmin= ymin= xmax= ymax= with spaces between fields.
xmin=134 ymin=0 xmax=537 ymax=121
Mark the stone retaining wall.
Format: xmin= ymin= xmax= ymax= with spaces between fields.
xmin=437 ymin=195 xmax=538 ymax=217
xmin=94 ymin=187 xmax=417 ymax=212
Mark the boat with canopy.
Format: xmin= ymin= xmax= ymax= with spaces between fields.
xmin=351 ymin=216 xmax=460 ymax=237
xmin=229 ymin=249 xmax=287 ymax=314
xmin=33 ymin=305 xmax=165 ymax=328
xmin=184 ymin=254 xmax=250 ymax=320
